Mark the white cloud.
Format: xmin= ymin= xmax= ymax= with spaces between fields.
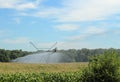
xmin=54 ymin=24 xmax=79 ymax=31
xmin=3 ymin=37 xmax=29 ymax=44
xmin=0 ymin=0 xmax=39 ymax=10
xmin=66 ymin=34 xmax=90 ymax=41
xmin=2 ymin=0 xmax=120 ymax=22
xmin=16 ymin=2 xmax=37 ymax=10
xmin=32 ymin=7 xmax=62 ymax=18
xmin=25 ymin=0 xmax=120 ymax=22
xmin=56 ymin=0 xmax=120 ymax=22
xmin=84 ymin=27 xmax=107 ymax=34
xmin=66 ymin=26 xmax=107 ymax=41
xmin=0 ymin=0 xmax=18 ymax=8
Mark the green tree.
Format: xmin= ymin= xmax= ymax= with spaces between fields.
xmin=81 ymin=51 xmax=120 ymax=82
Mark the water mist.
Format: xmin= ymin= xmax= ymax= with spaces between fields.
xmin=12 ymin=52 xmax=63 ymax=64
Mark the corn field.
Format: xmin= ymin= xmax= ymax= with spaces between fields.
xmin=0 ymin=72 xmax=82 ymax=82
xmin=0 ymin=63 xmax=86 ymax=82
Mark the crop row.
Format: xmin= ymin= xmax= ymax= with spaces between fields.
xmin=0 ymin=72 xmax=82 ymax=82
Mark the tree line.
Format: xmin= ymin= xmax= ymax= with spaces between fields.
xmin=0 ymin=48 xmax=120 ymax=62
xmin=0 ymin=49 xmax=32 ymax=62
xmin=58 ymin=48 xmax=120 ymax=62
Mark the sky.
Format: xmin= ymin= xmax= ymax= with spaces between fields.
xmin=0 ymin=0 xmax=120 ymax=51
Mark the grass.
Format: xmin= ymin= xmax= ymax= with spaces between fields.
xmin=0 ymin=62 xmax=87 ymax=74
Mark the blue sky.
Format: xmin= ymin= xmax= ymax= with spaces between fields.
xmin=0 ymin=0 xmax=120 ymax=51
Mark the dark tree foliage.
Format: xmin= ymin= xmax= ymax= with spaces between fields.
xmin=0 ymin=49 xmax=32 ymax=62
xmin=59 ymin=48 xmax=120 ymax=62
xmin=81 ymin=51 xmax=120 ymax=82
